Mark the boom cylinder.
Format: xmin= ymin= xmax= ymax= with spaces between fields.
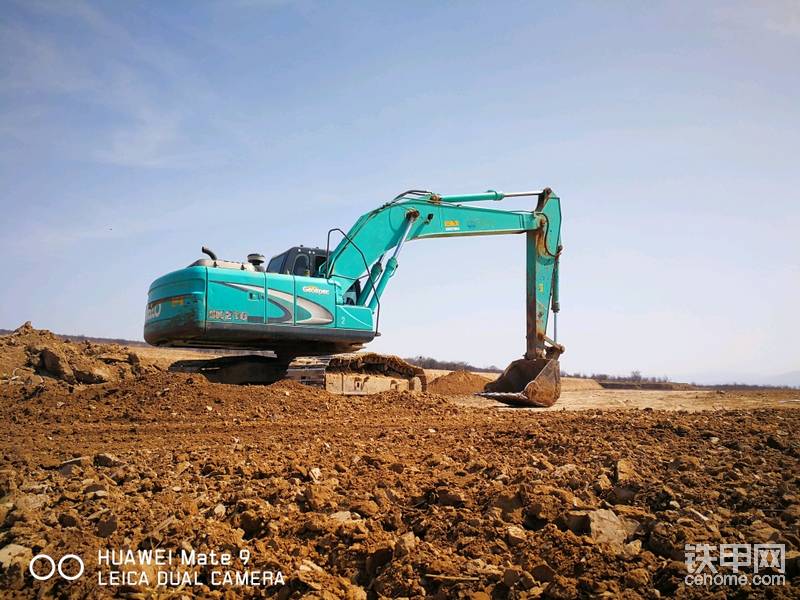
xmin=367 ymin=212 xmax=418 ymax=310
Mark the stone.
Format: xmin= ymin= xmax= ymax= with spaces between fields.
xmin=213 ymin=503 xmax=226 ymax=518
xmin=73 ymin=364 xmax=113 ymax=384
xmin=396 ymin=532 xmax=416 ymax=556
xmin=503 ymin=567 xmax=521 ymax=587
xmin=594 ymin=473 xmax=612 ymax=492
xmin=39 ymin=348 xmax=75 ymax=382
xmin=531 ymin=562 xmax=556 ymax=583
xmin=238 ymin=510 xmax=262 ymax=536
xmin=562 ymin=510 xmax=590 ymax=534
xmin=58 ymin=510 xmax=80 ymax=528
xmin=437 ymin=488 xmax=466 ymax=506
xmin=329 ymin=510 xmax=354 ymax=523
xmin=96 ymin=514 xmax=118 ymax=537
xmin=780 ymin=504 xmax=800 ymax=523
xmin=506 ymin=525 xmax=527 ymax=546
xmin=625 ymin=568 xmax=650 ymax=587
xmin=543 ymin=575 xmax=578 ymax=599
xmin=587 ymin=509 xmax=629 ymax=546
xmin=366 ymin=543 xmax=394 ymax=575
xmin=0 ymin=544 xmax=31 ymax=570
xmin=623 ymin=539 xmax=642 ymax=557
xmin=94 ymin=453 xmax=123 ymax=467
xmin=615 ymin=459 xmax=637 ymax=483
xmin=349 ymin=499 xmax=379 ymax=517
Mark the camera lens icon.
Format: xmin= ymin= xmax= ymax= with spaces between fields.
xmin=29 ymin=554 xmax=84 ymax=581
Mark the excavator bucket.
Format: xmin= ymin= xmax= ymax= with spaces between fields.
xmin=478 ymin=358 xmax=561 ymax=407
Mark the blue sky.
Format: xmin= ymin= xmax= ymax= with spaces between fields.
xmin=1 ymin=1 xmax=798 ymax=384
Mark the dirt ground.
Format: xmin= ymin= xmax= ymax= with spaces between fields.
xmin=0 ymin=325 xmax=798 ymax=598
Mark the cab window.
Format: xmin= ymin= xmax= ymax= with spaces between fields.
xmin=313 ymin=255 xmax=327 ymax=277
xmin=292 ymin=254 xmax=310 ymax=276
xmin=267 ymin=252 xmax=287 ymax=273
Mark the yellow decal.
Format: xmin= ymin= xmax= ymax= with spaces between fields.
xmin=538 ymin=283 xmax=544 ymax=293
xmin=444 ymin=220 xmax=459 ymax=227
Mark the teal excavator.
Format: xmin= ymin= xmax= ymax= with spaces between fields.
xmin=144 ymin=188 xmax=564 ymax=406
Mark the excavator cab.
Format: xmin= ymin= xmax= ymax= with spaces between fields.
xmin=266 ymin=246 xmax=329 ymax=277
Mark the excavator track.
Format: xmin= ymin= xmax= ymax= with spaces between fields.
xmin=286 ymin=352 xmax=427 ymax=395
xmin=171 ymin=352 xmax=426 ymax=395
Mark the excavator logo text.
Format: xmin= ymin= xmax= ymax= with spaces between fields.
xmin=301 ymin=285 xmax=329 ymax=296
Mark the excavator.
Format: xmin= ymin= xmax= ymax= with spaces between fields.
xmin=144 ymin=188 xmax=564 ymax=406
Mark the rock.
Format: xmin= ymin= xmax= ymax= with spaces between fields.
xmin=531 ymin=562 xmax=556 ymax=583
xmin=594 ymin=473 xmax=612 ymax=492
xmin=213 ymin=503 xmax=226 ymax=518
xmin=94 ymin=453 xmax=123 ymax=467
xmin=506 ymin=525 xmax=527 ymax=546
xmin=615 ymin=459 xmax=637 ymax=483
xmin=388 ymin=462 xmax=405 ymax=474
xmin=780 ymin=504 xmax=800 ymax=523
xmin=562 ymin=510 xmax=589 ymax=534
xmin=305 ymin=485 xmax=336 ymax=511
xmin=0 ymin=544 xmax=31 ymax=569
xmin=73 ymin=363 xmax=114 ymax=384
xmin=396 ymin=532 xmax=416 ymax=556
xmin=623 ymin=539 xmax=642 ymax=557
xmin=366 ymin=543 xmax=394 ymax=575
xmin=238 ymin=510 xmax=262 ymax=536
xmin=625 ymin=568 xmax=650 ymax=587
xmin=587 ymin=509 xmax=629 ymax=546
xmin=39 ymin=347 xmax=75 ymax=382
xmin=544 ymin=575 xmax=578 ymax=599
xmin=668 ymin=456 xmax=700 ymax=471
xmin=349 ymin=499 xmax=379 ymax=517
xmin=491 ymin=490 xmax=524 ymax=523
xmin=96 ymin=513 xmax=118 ymax=537
xmin=503 ymin=567 xmax=521 ymax=587
xmin=58 ymin=510 xmax=80 ymax=528
xmin=0 ymin=470 xmax=17 ymax=496
xmin=309 ymin=467 xmax=322 ymax=483
xmin=329 ymin=510 xmax=354 ymax=523
xmin=436 ymin=488 xmax=466 ymax=506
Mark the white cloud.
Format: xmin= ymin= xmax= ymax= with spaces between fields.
xmin=0 ymin=0 xmax=229 ymax=168
xmin=714 ymin=0 xmax=800 ymax=38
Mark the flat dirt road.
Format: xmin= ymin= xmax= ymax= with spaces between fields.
xmin=1 ymin=326 xmax=798 ymax=598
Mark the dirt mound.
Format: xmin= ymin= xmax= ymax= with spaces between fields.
xmin=0 ymin=322 xmax=158 ymax=386
xmin=428 ymin=369 xmax=492 ymax=394
xmin=561 ymin=377 xmax=603 ymax=391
